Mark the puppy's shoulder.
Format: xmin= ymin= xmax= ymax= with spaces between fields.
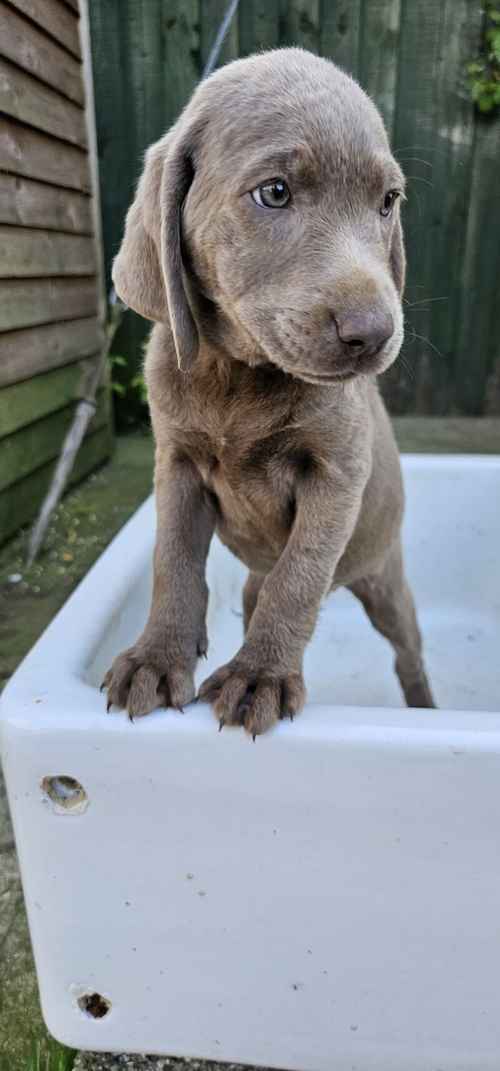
xmin=144 ymin=322 xmax=190 ymax=416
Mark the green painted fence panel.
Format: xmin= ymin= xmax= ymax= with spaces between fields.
xmin=89 ymin=0 xmax=500 ymax=417
xmin=358 ymin=0 xmax=401 ymax=134
xmin=454 ymin=114 xmax=500 ymax=414
xmin=239 ymin=0 xmax=280 ymax=56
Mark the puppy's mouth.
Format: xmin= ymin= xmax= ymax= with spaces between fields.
xmin=292 ymin=335 xmax=403 ymax=386
xmin=294 ymin=368 xmax=356 ymax=386
xmin=281 ymin=323 xmax=405 ymax=387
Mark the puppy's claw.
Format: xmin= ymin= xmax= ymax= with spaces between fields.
xmin=128 ymin=711 xmax=135 ymax=724
xmin=99 ymin=680 xmax=106 ymax=693
xmin=218 ymin=717 xmax=225 ymax=733
xmin=106 ymin=699 xmax=112 ymax=713
xmin=252 ymin=732 xmax=257 ymax=742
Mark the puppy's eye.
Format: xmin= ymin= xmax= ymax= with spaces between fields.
xmin=251 ymin=179 xmax=291 ymax=209
xmin=380 ymin=190 xmax=400 ymax=217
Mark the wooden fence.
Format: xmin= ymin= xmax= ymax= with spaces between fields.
xmin=89 ymin=0 xmax=500 ymax=417
xmin=0 ymin=0 xmax=113 ymax=545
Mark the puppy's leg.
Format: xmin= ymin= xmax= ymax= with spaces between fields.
xmin=200 ymin=454 xmax=369 ymax=736
xmin=104 ymin=450 xmax=215 ymax=718
xmin=242 ymin=572 xmax=264 ymax=634
xmin=349 ymin=539 xmax=435 ymax=708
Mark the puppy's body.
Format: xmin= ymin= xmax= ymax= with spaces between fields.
xmin=146 ymin=323 xmax=402 ymax=586
xmin=104 ymin=48 xmax=434 ymax=732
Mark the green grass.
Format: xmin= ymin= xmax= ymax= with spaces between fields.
xmin=24 ymin=1040 xmax=75 ymax=1071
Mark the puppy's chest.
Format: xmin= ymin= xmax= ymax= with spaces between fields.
xmin=177 ymin=416 xmax=289 ymax=490
xmin=173 ymin=404 xmax=300 ymax=524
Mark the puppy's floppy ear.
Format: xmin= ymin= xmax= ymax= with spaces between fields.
xmin=112 ymin=140 xmax=167 ymax=323
xmin=112 ymin=128 xmax=199 ymax=371
xmin=390 ymin=209 xmax=406 ymax=298
xmin=160 ymin=128 xmax=199 ymax=371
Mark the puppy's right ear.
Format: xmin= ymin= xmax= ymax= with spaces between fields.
xmin=112 ymin=129 xmax=200 ymax=371
xmin=112 ymin=140 xmax=168 ymax=323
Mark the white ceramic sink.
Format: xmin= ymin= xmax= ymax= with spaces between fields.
xmin=1 ymin=455 xmax=499 ymax=1070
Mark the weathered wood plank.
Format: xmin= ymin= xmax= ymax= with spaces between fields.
xmin=1 ymin=277 xmax=98 ymax=331
xmin=0 ymin=316 xmax=101 ymax=387
xmin=201 ymin=0 xmax=238 ymax=70
xmin=0 ymin=424 xmax=113 ymax=545
xmin=0 ymin=227 xmax=96 ymax=277
xmin=423 ymin=1 xmax=482 ymax=415
xmin=7 ymin=0 xmax=81 ymax=59
xmin=384 ymin=0 xmax=445 ymax=414
xmin=88 ymin=0 xmax=149 ymax=298
xmin=280 ymin=0 xmax=320 ymax=53
xmin=239 ymin=0 xmax=280 ymax=56
xmin=0 ymin=1 xmax=84 ymax=105
xmin=358 ymin=0 xmax=401 ymax=134
xmin=0 ymin=355 xmax=104 ymax=437
xmin=454 ymin=113 xmax=500 ymax=414
xmin=1 ymin=118 xmax=91 ymax=191
xmin=0 ymin=387 xmax=108 ymax=490
xmin=385 ymin=1 xmax=481 ymax=415
xmin=0 ymin=58 xmax=87 ymax=147
xmin=320 ymin=0 xmax=362 ymax=76
xmin=0 ymin=173 xmax=92 ymax=232
xmin=162 ymin=0 xmax=200 ymax=114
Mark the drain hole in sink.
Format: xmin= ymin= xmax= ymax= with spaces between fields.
xmin=41 ymin=776 xmax=88 ymax=814
xmin=78 ymin=992 xmax=111 ymax=1019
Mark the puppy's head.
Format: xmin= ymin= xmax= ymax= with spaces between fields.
xmin=113 ymin=48 xmax=406 ymax=382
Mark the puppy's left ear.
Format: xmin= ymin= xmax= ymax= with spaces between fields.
xmin=390 ymin=209 xmax=406 ymax=297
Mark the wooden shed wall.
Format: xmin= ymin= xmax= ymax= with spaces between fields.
xmin=89 ymin=0 xmax=500 ymax=419
xmin=0 ymin=0 xmax=112 ymax=545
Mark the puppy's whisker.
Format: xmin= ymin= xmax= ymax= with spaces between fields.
xmin=404 ymin=296 xmax=448 ymax=307
xmin=395 ymin=156 xmax=433 ymax=169
xmin=406 ymin=329 xmax=445 ymax=360
xmin=398 ymin=353 xmax=415 ymax=382
xmin=406 ymin=174 xmax=434 ymax=189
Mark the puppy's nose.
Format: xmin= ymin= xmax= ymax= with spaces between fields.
xmin=335 ymin=310 xmax=394 ymax=357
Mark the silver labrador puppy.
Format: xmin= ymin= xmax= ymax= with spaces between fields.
xmin=104 ymin=48 xmax=435 ymax=735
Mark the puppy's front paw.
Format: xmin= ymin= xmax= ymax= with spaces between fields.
xmin=198 ymin=659 xmax=306 ymax=738
xmin=103 ymin=640 xmax=196 ymax=720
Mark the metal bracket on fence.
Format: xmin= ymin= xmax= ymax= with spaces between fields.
xmin=202 ymin=0 xmax=241 ymax=79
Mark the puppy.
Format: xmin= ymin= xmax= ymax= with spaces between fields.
xmin=104 ymin=48 xmax=435 ymax=735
